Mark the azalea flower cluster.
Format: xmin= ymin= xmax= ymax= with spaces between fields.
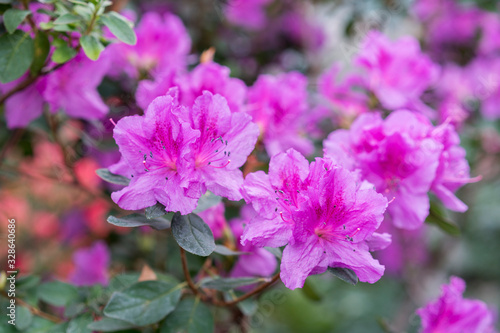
xmin=417 ymin=277 xmax=498 ymax=333
xmin=241 ymin=149 xmax=390 ymax=289
xmin=324 ymin=110 xmax=478 ymax=229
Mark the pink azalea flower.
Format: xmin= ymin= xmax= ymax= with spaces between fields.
xmin=355 ymin=31 xmax=439 ymax=116
xmin=69 ymin=241 xmax=110 ymax=286
xmin=110 ymin=91 xmax=259 ymax=214
xmin=417 ymin=276 xmax=498 ymax=333
xmin=318 ymin=63 xmax=370 ymax=117
xmin=136 ymin=62 xmax=246 ymax=112
xmin=324 ymin=110 xmax=477 ymax=229
xmin=246 ymin=72 xmax=314 ymax=156
xmin=224 ymin=0 xmax=273 ymax=30
xmin=241 ymin=149 xmax=390 ymax=289
xmin=197 ymin=202 xmax=228 ymax=239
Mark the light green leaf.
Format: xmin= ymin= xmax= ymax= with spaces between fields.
xmin=3 ymin=9 xmax=30 ymax=34
xmin=80 ymin=35 xmax=104 ymax=60
xmin=16 ymin=305 xmax=33 ymax=330
xmin=37 ymin=281 xmax=79 ymax=306
xmin=0 ymin=30 xmax=34 ymax=83
xmin=104 ymin=281 xmax=182 ymax=326
xmin=53 ymin=13 xmax=80 ymax=24
xmin=67 ymin=313 xmax=93 ymax=333
xmin=101 ymin=11 xmax=136 ymax=45
xmin=51 ymin=42 xmax=77 ymax=64
xmin=95 ymin=168 xmax=130 ymax=185
xmin=327 ymin=267 xmax=358 ymax=285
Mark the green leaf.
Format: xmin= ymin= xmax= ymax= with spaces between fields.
xmin=193 ymin=191 xmax=222 ymax=214
xmin=24 ymin=317 xmax=57 ymax=333
xmin=67 ymin=313 xmax=93 ymax=333
xmin=171 ymin=213 xmax=216 ymax=257
xmin=80 ymin=35 xmax=104 ymax=60
xmin=145 ymin=202 xmax=167 ymax=219
xmin=3 ymin=9 xmax=30 ymax=34
xmin=16 ymin=275 xmax=40 ymax=290
xmin=199 ymin=276 xmax=265 ymax=291
xmin=53 ymin=13 xmax=80 ymax=24
xmin=213 ymin=244 xmax=249 ymax=256
xmin=106 ymin=273 xmax=140 ymax=294
xmin=51 ymin=42 xmax=77 ymax=64
xmin=95 ymin=168 xmax=130 ymax=185
xmin=30 ymin=31 xmax=50 ymax=74
xmin=37 ymin=281 xmax=79 ymax=306
xmin=160 ymin=298 xmax=214 ymax=333
xmin=107 ymin=214 xmax=171 ymax=230
xmin=224 ymin=291 xmax=258 ymax=316
xmin=16 ymin=305 xmax=33 ymax=330
xmin=426 ymin=201 xmax=461 ymax=236
xmin=87 ymin=317 xmax=136 ymax=332
xmin=104 ymin=281 xmax=182 ymax=326
xmin=327 ymin=267 xmax=358 ymax=285
xmin=0 ymin=30 xmax=34 ymax=83
xmin=101 ymin=11 xmax=136 ymax=45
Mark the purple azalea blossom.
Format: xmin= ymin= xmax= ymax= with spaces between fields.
xmin=136 ymin=62 xmax=246 ymax=112
xmin=246 ymin=72 xmax=314 ymax=156
xmin=417 ymin=276 xmax=498 ymax=333
xmin=110 ymin=91 xmax=259 ymax=214
xmin=69 ymin=241 xmax=110 ymax=286
xmin=197 ymin=202 xmax=227 ymax=239
xmin=355 ymin=31 xmax=439 ymax=117
xmin=224 ymin=0 xmax=272 ymax=30
xmin=241 ymin=149 xmax=390 ymax=289
xmin=324 ymin=110 xmax=477 ymax=229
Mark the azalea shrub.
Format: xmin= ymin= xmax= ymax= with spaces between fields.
xmin=1 ymin=0 xmax=500 ymax=332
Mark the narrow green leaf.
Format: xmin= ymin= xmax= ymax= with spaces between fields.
xmin=0 ymin=30 xmax=34 ymax=83
xmin=199 ymin=276 xmax=265 ymax=291
xmin=301 ymin=279 xmax=322 ymax=302
xmin=51 ymin=43 xmax=77 ymax=64
xmin=107 ymin=214 xmax=171 ymax=230
xmin=80 ymin=35 xmax=104 ymax=60
xmin=327 ymin=267 xmax=358 ymax=285
xmin=95 ymin=168 xmax=130 ymax=185
xmin=53 ymin=13 xmax=80 ymax=24
xmin=101 ymin=11 xmax=136 ymax=45
xmin=37 ymin=281 xmax=79 ymax=306
xmin=160 ymin=298 xmax=214 ymax=333
xmin=87 ymin=317 xmax=136 ymax=332
xmin=104 ymin=281 xmax=182 ymax=326
xmin=213 ymin=244 xmax=250 ymax=256
xmin=23 ymin=317 xmax=57 ymax=333
xmin=30 ymin=31 xmax=50 ymax=74
xmin=171 ymin=213 xmax=216 ymax=257
xmin=3 ymin=9 xmax=30 ymax=34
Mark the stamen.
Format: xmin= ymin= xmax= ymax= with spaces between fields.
xmin=280 ymin=212 xmax=290 ymax=222
xmin=208 ymin=160 xmax=231 ymax=168
xmin=388 ymin=197 xmax=396 ymax=204
xmin=109 ymin=118 xmax=117 ymax=127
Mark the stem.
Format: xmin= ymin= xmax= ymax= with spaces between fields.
xmin=222 ymin=272 xmax=281 ymax=306
xmin=179 ymin=246 xmax=281 ymax=307
xmin=1 ymin=291 xmax=63 ymax=323
xmin=179 ymin=247 xmax=207 ymax=300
